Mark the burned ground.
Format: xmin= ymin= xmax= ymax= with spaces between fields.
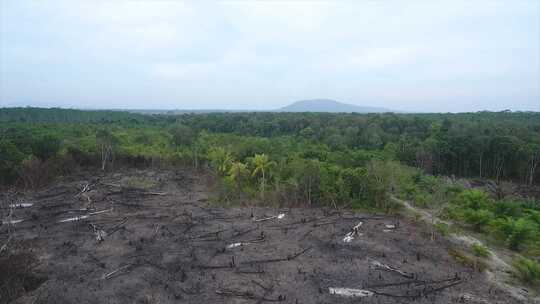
xmin=0 ymin=169 xmax=525 ymax=304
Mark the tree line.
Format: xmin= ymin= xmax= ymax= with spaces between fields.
xmin=1 ymin=108 xmax=539 ymax=186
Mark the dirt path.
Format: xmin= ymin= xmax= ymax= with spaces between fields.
xmin=391 ymin=196 xmax=539 ymax=303
xmin=0 ymin=169 xmax=528 ymax=303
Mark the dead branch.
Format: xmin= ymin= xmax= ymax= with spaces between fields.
xmin=235 ymin=268 xmax=265 ymax=274
xmin=139 ymin=191 xmax=168 ymax=196
xmin=251 ymin=279 xmax=272 ymax=292
xmin=189 ymin=228 xmax=229 ymax=240
xmin=298 ymin=229 xmax=313 ymax=241
xmin=195 ymin=258 xmax=236 ymax=269
xmin=215 ymin=288 xmax=285 ymax=302
xmin=106 ymin=217 xmax=128 ymax=235
xmin=228 ymin=227 xmax=258 ymax=239
xmin=99 ymin=182 xmax=121 ymax=188
xmin=74 ymin=183 xmax=90 ymax=197
xmin=268 ymin=217 xmax=322 ymax=228
xmin=101 ymin=264 xmax=132 ymax=280
xmin=0 ymin=235 xmax=13 ymax=254
xmin=241 ymin=247 xmax=311 ymax=265
xmin=312 ymin=221 xmax=337 ymax=227
xmin=422 ymin=279 xmax=463 ymax=296
xmin=89 ymin=223 xmax=107 ymax=242
xmin=366 ymin=276 xmax=459 ymax=289
xmin=370 ymin=279 xmax=463 ymax=299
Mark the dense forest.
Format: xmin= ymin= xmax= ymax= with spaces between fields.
xmin=1 ymin=107 xmax=540 ymax=286
xmin=2 ymin=108 xmax=539 ymax=185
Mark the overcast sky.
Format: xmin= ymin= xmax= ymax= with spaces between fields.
xmin=0 ymin=1 xmax=539 ymax=112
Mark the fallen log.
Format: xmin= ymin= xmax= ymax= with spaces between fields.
xmin=371 ymin=260 xmax=414 ymax=279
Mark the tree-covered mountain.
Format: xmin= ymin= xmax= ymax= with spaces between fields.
xmin=278 ymin=99 xmax=394 ymax=113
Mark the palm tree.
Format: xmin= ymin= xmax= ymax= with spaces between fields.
xmin=228 ymin=161 xmax=249 ymax=191
xmin=208 ymin=147 xmax=233 ymax=176
xmin=251 ymin=154 xmax=276 ymax=200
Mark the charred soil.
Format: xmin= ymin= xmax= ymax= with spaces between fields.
xmin=0 ymin=169 xmax=525 ymax=303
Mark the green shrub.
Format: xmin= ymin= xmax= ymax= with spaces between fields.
xmin=413 ymin=193 xmax=431 ymax=208
xmin=454 ymin=189 xmax=491 ymax=209
xmin=462 ymin=209 xmax=494 ymax=232
xmin=513 ymin=257 xmax=540 ymax=287
xmin=471 ymin=243 xmax=491 ymax=258
xmin=506 ymin=219 xmax=537 ymax=251
xmin=493 ymin=200 xmax=521 ymax=218
xmin=434 ymin=222 xmax=450 ymax=236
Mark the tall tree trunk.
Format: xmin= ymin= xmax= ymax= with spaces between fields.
xmin=528 ymin=155 xmax=538 ymax=186
xmin=261 ymin=170 xmax=265 ymax=200
xmin=479 ymin=153 xmax=483 ymax=178
xmin=495 ymin=157 xmax=504 ymax=183
xmin=101 ymin=144 xmax=106 ymax=171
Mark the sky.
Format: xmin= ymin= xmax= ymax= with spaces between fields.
xmin=0 ymin=1 xmax=539 ymax=112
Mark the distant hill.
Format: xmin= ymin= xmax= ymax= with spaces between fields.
xmin=278 ymin=99 xmax=393 ymax=113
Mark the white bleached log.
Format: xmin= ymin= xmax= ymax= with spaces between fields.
xmin=88 ymin=208 xmax=113 ymax=216
xmin=328 ymin=287 xmax=373 ymax=297
xmin=9 ymin=203 xmax=33 ymax=208
xmin=383 ymin=224 xmax=396 ymax=232
xmin=342 ymin=222 xmax=363 ymax=242
xmin=58 ymin=215 xmax=89 ymax=223
xmin=2 ymin=218 xmax=24 ymax=225
xmin=371 ymin=260 xmax=412 ymax=278
xmin=226 ymin=242 xmax=243 ymax=249
xmin=58 ymin=208 xmax=113 ymax=223
xmin=58 ymin=207 xmax=113 ymax=223
xmin=253 ymin=213 xmax=286 ymax=222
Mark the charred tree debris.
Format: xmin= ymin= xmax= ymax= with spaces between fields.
xmin=0 ymin=169 xmax=511 ymax=304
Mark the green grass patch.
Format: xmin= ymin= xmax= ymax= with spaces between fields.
xmin=122 ymin=177 xmax=156 ymax=190
xmin=448 ymin=248 xmax=487 ymax=272
xmin=513 ymin=257 xmax=540 ymax=288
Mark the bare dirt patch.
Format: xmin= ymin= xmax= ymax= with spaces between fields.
xmin=0 ymin=169 xmax=525 ymax=303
